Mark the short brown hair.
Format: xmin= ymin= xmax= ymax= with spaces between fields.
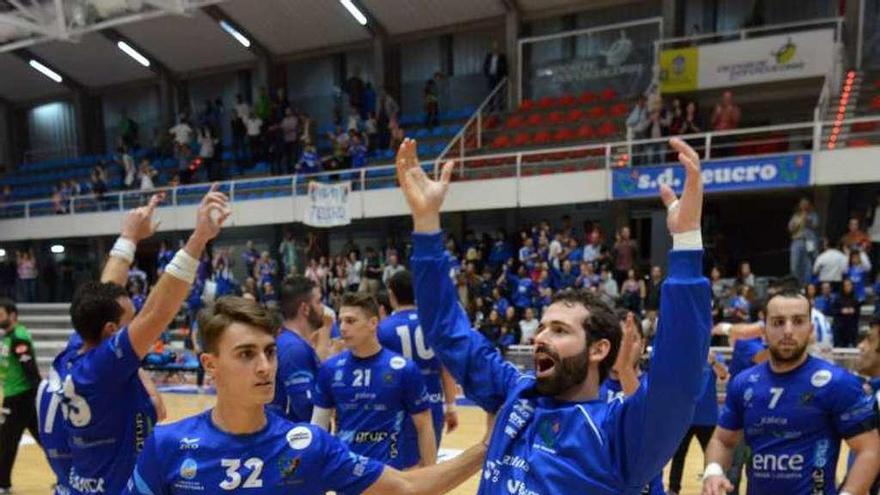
xmin=340 ymin=292 xmax=379 ymax=318
xmin=197 ymin=296 xmax=280 ymax=353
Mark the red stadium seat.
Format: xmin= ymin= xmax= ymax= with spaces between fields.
xmin=610 ymin=103 xmax=629 ymax=117
xmin=601 ymin=87 xmax=617 ymax=101
xmin=483 ymin=115 xmax=500 ymax=129
xmin=578 ymin=91 xmax=598 ymax=105
xmin=547 ymin=111 xmax=564 ymax=125
xmin=870 ymin=96 xmax=880 ymax=110
xmin=589 ymin=106 xmax=607 ymax=119
xmin=553 ymin=128 xmax=575 ymax=142
xmin=852 ymin=121 xmax=879 ymax=133
xmin=538 ymin=96 xmax=557 ymax=109
xmin=533 ymin=130 xmax=552 ymax=145
xmin=576 ymin=124 xmax=595 ymax=140
xmin=848 ymin=138 xmax=871 ymax=147
xmin=566 ymin=108 xmax=585 ymax=122
xmin=519 ymin=99 xmax=535 ymax=112
xmin=526 ymin=113 xmax=543 ymax=126
xmin=506 ymin=115 xmax=526 ymax=129
xmin=597 ymin=121 xmax=618 ymax=137
xmin=558 ymin=94 xmax=576 ymax=106
xmin=514 ymin=132 xmax=531 ymax=146
xmin=491 ymin=134 xmax=511 ymax=149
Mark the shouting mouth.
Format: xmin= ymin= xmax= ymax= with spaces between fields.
xmin=534 ymin=352 xmax=558 ymax=378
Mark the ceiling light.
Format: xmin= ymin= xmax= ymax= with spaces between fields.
xmin=117 ymin=41 xmax=150 ymax=67
xmin=50 ymin=244 xmax=65 ymax=254
xmin=339 ymin=0 xmax=367 ymax=26
xmin=0 ymin=249 xmax=5 ymax=257
xmin=29 ymin=59 xmax=63 ymax=83
xmin=220 ymin=20 xmax=250 ymax=48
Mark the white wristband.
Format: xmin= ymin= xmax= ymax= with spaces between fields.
xmin=673 ymin=229 xmax=703 ymax=250
xmin=703 ymin=462 xmax=724 ymax=480
xmin=110 ymin=237 xmax=136 ymax=264
xmin=165 ymin=250 xmax=199 ymax=284
xmin=840 ymin=491 xmax=853 ymax=495
xmin=719 ymin=323 xmax=732 ymax=337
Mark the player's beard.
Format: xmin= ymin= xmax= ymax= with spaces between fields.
xmin=307 ymin=305 xmax=324 ymax=330
xmin=768 ymin=338 xmax=808 ymax=364
xmin=534 ymin=344 xmax=589 ymax=397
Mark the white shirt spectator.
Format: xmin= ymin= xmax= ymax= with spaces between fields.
xmin=122 ymin=154 xmax=136 ymax=188
xmin=548 ymin=239 xmax=562 ymax=262
xmin=169 ymin=122 xmax=193 ymax=146
xmin=139 ymin=169 xmax=155 ymax=191
xmin=813 ymin=247 xmax=848 ymax=282
xmin=198 ymin=134 xmax=215 ymax=158
xmin=870 ymin=204 xmax=880 ymax=243
xmin=583 ymin=243 xmax=602 ymax=264
xmin=519 ymin=318 xmax=539 ymax=344
xmin=346 ymin=260 xmax=362 ymax=288
xmin=245 ymin=117 xmax=263 ymax=137
xmin=382 ymin=264 xmax=405 ymax=286
xmin=235 ymin=102 xmax=250 ymax=121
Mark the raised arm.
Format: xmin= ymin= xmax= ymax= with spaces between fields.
xmin=398 ymin=139 xmax=521 ymax=412
xmin=440 ymin=366 xmax=459 ymax=433
xmin=101 ymin=193 xmax=164 ymax=286
xmin=127 ymin=184 xmax=230 ymax=358
xmin=615 ymin=138 xmax=711 ymax=488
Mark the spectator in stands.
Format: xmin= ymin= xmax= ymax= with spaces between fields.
xmin=376 ymin=88 xmax=399 ymax=150
xmin=15 ymin=250 xmax=37 ymax=303
xmin=483 ymin=40 xmax=508 ymax=111
xmin=519 ymin=307 xmax=539 ymax=344
xmin=197 ymin=126 xmax=219 ymax=181
xmin=261 ymin=281 xmax=279 ymax=310
xmin=119 ymin=110 xmax=139 ymax=150
xmin=847 ymin=250 xmax=870 ymax=302
xmin=232 ymin=94 xmax=249 ymax=163
xmin=833 ymin=278 xmax=861 ymax=348
xmin=643 ymin=100 xmax=670 ymax=164
xmin=0 ymin=185 xmax=10 ymax=205
xmin=619 ymin=268 xmax=644 ymax=313
xmin=244 ymin=109 xmax=264 ymax=166
xmin=119 ymin=146 xmax=136 ymax=190
xmin=424 ymin=79 xmax=439 ymax=129
xmin=626 ymin=94 xmax=649 ymax=139
xmin=612 ymin=226 xmax=638 ymax=286
xmin=643 ymin=265 xmax=663 ymax=316
xmin=735 ymin=260 xmax=755 ymax=289
xmin=254 ymin=251 xmax=277 ymax=287
xmin=350 ymin=134 xmax=368 ymax=169
xmin=711 ymin=90 xmax=741 ymax=131
xmin=841 ymin=217 xmax=871 ymax=253
xmin=361 ymin=247 xmax=382 ymax=294
xmin=278 ymin=229 xmax=298 ymax=277
xmin=668 ymin=97 xmax=684 ymax=135
xmin=241 ymin=240 xmax=260 ymax=276
xmin=298 ymin=144 xmax=321 ymax=174
xmin=254 ymin=86 xmax=270 ymax=122
xmin=382 ymin=254 xmax=404 ymax=287
xmin=680 ymin=100 xmax=703 ymax=134
xmin=169 ymin=116 xmax=194 ymax=159
xmin=788 ymin=197 xmax=819 ymax=284
xmin=813 ymin=239 xmax=848 ymax=289
xmin=345 ymin=250 xmax=362 ymax=292
xmin=598 ymin=266 xmax=619 ymax=305
xmin=365 ymin=112 xmax=379 ymax=151
xmin=280 ymin=108 xmax=300 ymax=174
xmin=138 ymin=160 xmax=157 ymax=191
xmin=479 ymin=309 xmax=501 ymax=345
xmin=814 ymin=282 xmax=836 ymax=315
xmin=51 ymin=184 xmax=66 ymax=215
xmin=577 ymin=262 xmax=599 ymax=289
xmin=90 ymin=165 xmax=108 ymax=210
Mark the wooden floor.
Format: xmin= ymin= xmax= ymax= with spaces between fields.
xmin=11 ymin=393 xmax=852 ymax=494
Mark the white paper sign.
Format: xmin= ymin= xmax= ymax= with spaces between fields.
xmin=303 ymin=181 xmax=351 ymax=227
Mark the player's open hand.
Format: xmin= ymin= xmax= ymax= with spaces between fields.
xmin=613 ymin=312 xmax=641 ymax=373
xmin=121 ymin=191 xmax=165 ymax=242
xmin=702 ymin=474 xmax=734 ymax=495
xmin=661 ymin=138 xmax=703 ymax=234
xmin=193 ymin=183 xmax=231 ymax=242
xmin=395 ymin=138 xmax=454 ymax=231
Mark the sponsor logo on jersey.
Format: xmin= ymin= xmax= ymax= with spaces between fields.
xmin=811 ymin=369 xmax=832 ymax=388
xmin=349 ymin=452 xmax=371 ymax=477
xmin=758 ymin=416 xmax=788 ymax=426
xmin=69 ymin=472 xmax=105 ymax=494
xmin=751 ymin=453 xmax=804 ymax=473
xmin=277 ymin=454 xmax=302 ymax=482
xmin=334 ymin=370 xmax=344 ymax=382
xmin=390 ymin=356 xmax=406 ymax=370
xmin=534 ymin=417 xmax=560 ymax=454
xmin=179 ymin=458 xmax=198 ymax=480
xmin=355 ymin=431 xmax=389 ymax=443
xmin=179 ymin=437 xmax=200 ymax=450
xmin=134 ymin=412 xmax=149 ymax=453
xmin=287 ymin=426 xmax=313 ymax=450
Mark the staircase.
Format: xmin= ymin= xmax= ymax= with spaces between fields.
xmin=17 ymin=303 xmax=74 ymax=375
xmin=821 ymin=70 xmax=863 ymax=149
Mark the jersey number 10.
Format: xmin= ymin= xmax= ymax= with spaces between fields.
xmin=395 ymin=325 xmax=435 ymax=360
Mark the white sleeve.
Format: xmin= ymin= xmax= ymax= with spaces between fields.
xmin=310 ymin=406 xmax=332 ymax=431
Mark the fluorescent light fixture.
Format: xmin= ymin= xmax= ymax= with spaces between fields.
xmin=0 ymin=249 xmax=5 ymax=257
xmin=50 ymin=244 xmax=65 ymax=254
xmin=220 ymin=20 xmax=251 ymax=48
xmin=29 ymin=59 xmax=63 ymax=83
xmin=339 ymin=0 xmax=367 ymax=26
xmin=117 ymin=41 xmax=150 ymax=67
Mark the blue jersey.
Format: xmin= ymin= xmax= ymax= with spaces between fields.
xmin=125 ymin=410 xmax=384 ymax=495
xmin=599 ymin=374 xmax=665 ymax=495
xmin=269 ymin=328 xmax=319 ymax=423
xmin=313 ymin=348 xmax=431 ymax=469
xmin=848 ymin=265 xmax=868 ymax=301
xmin=729 ymin=337 xmax=765 ymax=379
xmin=692 ymin=353 xmax=723 ymax=426
xmin=36 ymin=332 xmax=82 ymax=494
xmin=411 ymin=231 xmax=711 ymax=494
xmin=63 ymin=328 xmax=157 ymax=495
xmin=719 ymin=357 xmax=876 ymax=494
xmin=511 ymin=276 xmax=535 ymax=309
xmin=378 ymin=309 xmax=446 ymax=446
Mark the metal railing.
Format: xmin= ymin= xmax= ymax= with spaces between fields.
xmin=1 ymin=115 xmax=879 ymax=221
xmin=656 ymin=16 xmax=844 ymax=49
xmin=435 ymin=77 xmax=508 ymax=169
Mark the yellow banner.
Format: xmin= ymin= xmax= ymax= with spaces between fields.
xmin=659 ymin=46 xmax=698 ymax=93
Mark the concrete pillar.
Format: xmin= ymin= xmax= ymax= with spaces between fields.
xmin=373 ymin=34 xmax=388 ymax=94
xmin=505 ymin=10 xmax=520 ymax=109
xmin=0 ymin=103 xmax=11 ymax=169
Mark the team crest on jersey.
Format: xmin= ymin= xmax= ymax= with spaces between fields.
xmin=179 ymin=458 xmax=198 ymax=479
xmin=743 ymin=387 xmax=754 ymax=403
xmin=277 ymin=454 xmax=302 ymax=481
xmin=334 ymin=370 xmax=344 ymax=382
xmin=390 ymin=356 xmax=406 ymax=370
xmin=287 ymin=426 xmax=313 ymax=450
xmin=799 ymin=392 xmax=815 ymax=405
xmin=383 ymin=372 xmax=394 ymax=384
xmin=536 ymin=417 xmax=561 ymax=451
xmin=748 ymin=373 xmax=760 ymax=383
xmin=811 ymin=369 xmax=832 ymax=388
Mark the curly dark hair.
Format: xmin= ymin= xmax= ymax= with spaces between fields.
xmin=550 ymin=288 xmax=621 ymax=383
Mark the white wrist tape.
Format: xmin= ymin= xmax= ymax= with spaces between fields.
xmin=110 ymin=237 xmax=136 ymax=264
xmin=165 ymin=250 xmax=199 ymax=284
xmin=703 ymin=462 xmax=725 ymax=480
xmin=673 ymin=229 xmax=703 ymax=250
xmin=719 ymin=323 xmax=732 ymax=337
xmin=840 ymin=491 xmax=853 ymax=495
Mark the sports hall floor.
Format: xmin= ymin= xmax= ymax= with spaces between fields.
xmin=11 ymin=393 xmax=853 ymax=494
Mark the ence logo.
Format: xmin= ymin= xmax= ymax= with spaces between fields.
xmin=772 ymin=38 xmax=797 ymax=64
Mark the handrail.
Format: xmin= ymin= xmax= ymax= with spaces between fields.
xmin=435 ymin=77 xmax=508 ymax=170
xmin=657 ymin=16 xmax=843 ymax=48
xmin=2 ymin=114 xmax=879 ymax=217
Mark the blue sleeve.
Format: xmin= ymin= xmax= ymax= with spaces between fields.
xmin=411 ymin=231 xmax=523 ymax=413
xmin=717 ymin=374 xmax=745 ymax=431
xmin=612 ymin=250 xmax=711 ymax=489
xmin=124 ymin=430 xmax=168 ymax=495
xmin=312 ymin=362 xmax=335 ymax=409
xmin=403 ymin=362 xmax=431 ymax=415
xmin=829 ymin=371 xmax=878 ymax=439
xmin=316 ymin=427 xmax=385 ymax=493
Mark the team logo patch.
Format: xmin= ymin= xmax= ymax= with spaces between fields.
xmin=743 ymin=387 xmax=753 ymax=403
xmin=383 ymin=372 xmax=394 ymax=384
xmin=390 ymin=356 xmax=406 ymax=370
xmin=537 ymin=417 xmax=560 ymax=448
xmin=334 ymin=370 xmax=344 ymax=382
xmin=179 ymin=458 xmax=198 ymax=480
xmin=811 ymin=370 xmax=832 ymax=388
xmin=277 ymin=455 xmax=301 ymax=480
xmin=287 ymin=426 xmax=313 ymax=450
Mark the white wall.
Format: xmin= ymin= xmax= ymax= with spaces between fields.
xmin=813 ymin=146 xmax=880 ymax=185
